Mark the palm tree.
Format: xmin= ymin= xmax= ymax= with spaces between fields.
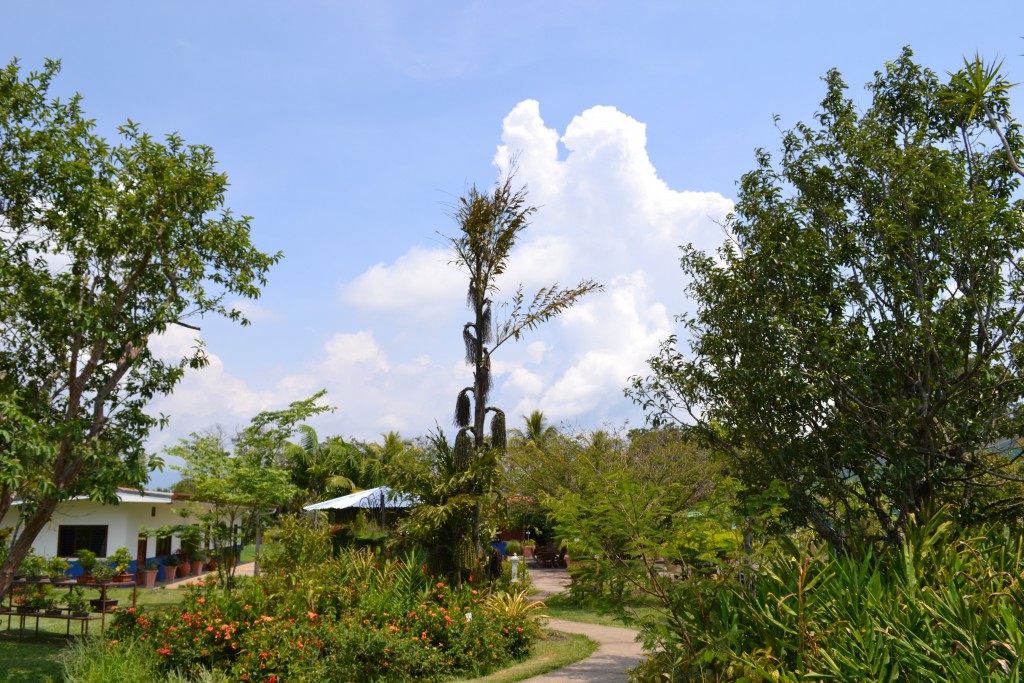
xmin=520 ymin=410 xmax=556 ymax=447
xmin=444 ymin=172 xmax=602 ymax=575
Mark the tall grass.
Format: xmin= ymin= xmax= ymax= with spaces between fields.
xmin=635 ymin=511 xmax=1024 ymax=681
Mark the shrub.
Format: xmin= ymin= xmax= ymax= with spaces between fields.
xmin=504 ymin=540 xmax=522 ymax=556
xmin=100 ymin=547 xmax=542 ymax=681
xmin=632 ymin=510 xmax=1024 ymax=681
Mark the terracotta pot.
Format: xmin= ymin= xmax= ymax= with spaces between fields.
xmin=192 ymin=560 xmax=205 ymax=576
xmin=164 ymin=565 xmax=178 ymax=582
xmin=522 ymin=546 xmax=535 ymax=559
xmin=142 ymin=569 xmax=158 ymax=588
xmin=178 ymin=560 xmax=191 ymax=576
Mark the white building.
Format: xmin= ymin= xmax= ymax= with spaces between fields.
xmin=2 ymin=488 xmax=206 ymax=577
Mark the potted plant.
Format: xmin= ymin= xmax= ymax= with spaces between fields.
xmin=44 ymin=594 xmax=62 ymax=615
xmin=175 ymin=550 xmax=191 ymax=577
xmin=91 ymin=564 xmax=115 ymax=584
xmin=522 ymin=538 xmax=536 ymax=560
xmin=46 ymin=556 xmax=71 ymax=582
xmin=163 ymin=554 xmax=179 ymax=582
xmin=108 ymin=547 xmax=134 ymax=582
xmin=20 ymin=553 xmax=46 ymax=582
xmin=75 ymin=549 xmax=97 ymax=582
xmin=63 ymin=586 xmax=89 ymax=617
xmin=26 ymin=584 xmax=52 ymax=612
xmin=142 ymin=559 xmax=159 ymax=588
xmin=504 ymin=540 xmax=523 ymax=557
xmin=18 ymin=595 xmax=47 ymax=613
xmin=190 ymin=548 xmax=207 ymax=575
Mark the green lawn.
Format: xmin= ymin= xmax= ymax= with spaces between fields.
xmin=0 ymin=639 xmax=64 ymax=683
xmin=461 ymin=630 xmax=597 ymax=683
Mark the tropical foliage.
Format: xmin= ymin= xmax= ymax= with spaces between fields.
xmin=391 ymin=174 xmax=600 ymax=583
xmin=629 ymin=48 xmax=1024 ymax=551
xmin=70 ymin=518 xmax=545 ymax=683
xmin=630 ymin=511 xmax=1024 ymax=682
xmin=168 ymin=392 xmax=331 ymax=587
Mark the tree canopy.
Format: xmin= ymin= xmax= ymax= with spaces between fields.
xmin=630 ymin=49 xmax=1024 ymax=550
xmin=0 ymin=58 xmax=281 ymax=595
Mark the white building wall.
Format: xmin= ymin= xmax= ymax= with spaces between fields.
xmin=1 ymin=498 xmax=204 ymax=560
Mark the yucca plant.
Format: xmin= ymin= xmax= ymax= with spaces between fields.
xmin=485 ymin=590 xmax=547 ymax=626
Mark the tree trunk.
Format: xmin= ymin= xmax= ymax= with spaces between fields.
xmin=0 ymin=497 xmax=60 ymax=600
xmin=252 ymin=509 xmax=263 ymax=578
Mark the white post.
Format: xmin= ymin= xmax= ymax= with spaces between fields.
xmin=510 ymin=553 xmax=520 ymax=583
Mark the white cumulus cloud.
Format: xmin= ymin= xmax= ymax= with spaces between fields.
xmin=145 ymin=99 xmax=732 ymax=473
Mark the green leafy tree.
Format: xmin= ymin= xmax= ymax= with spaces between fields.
xmin=170 ymin=393 xmax=330 ymax=585
xmin=445 ymin=173 xmax=601 ymax=574
xmin=630 ymin=48 xmax=1024 ymax=551
xmin=503 ymin=411 xmax=562 ymax=537
xmin=0 ymin=59 xmax=281 ymax=597
xmin=544 ymin=426 xmax=740 ymax=669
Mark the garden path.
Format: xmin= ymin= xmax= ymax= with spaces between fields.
xmin=525 ymin=568 xmax=646 ymax=683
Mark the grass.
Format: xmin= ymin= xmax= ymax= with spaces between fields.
xmin=460 ymin=630 xmax=597 ymax=683
xmin=239 ymin=544 xmax=255 ymax=563
xmin=542 ymin=594 xmax=629 ymax=627
xmin=0 ymin=639 xmax=63 ymax=683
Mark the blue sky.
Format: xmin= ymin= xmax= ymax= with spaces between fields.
xmin=4 ymin=2 xmax=1023 ymax=485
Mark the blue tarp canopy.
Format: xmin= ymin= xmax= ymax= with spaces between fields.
xmin=302 ymin=486 xmax=417 ymax=511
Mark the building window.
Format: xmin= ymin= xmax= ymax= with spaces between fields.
xmin=156 ymin=535 xmax=172 ymax=556
xmin=57 ymin=525 xmax=108 ymax=557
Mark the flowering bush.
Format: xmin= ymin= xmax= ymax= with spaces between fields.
xmin=103 ymin=553 xmax=541 ymax=681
